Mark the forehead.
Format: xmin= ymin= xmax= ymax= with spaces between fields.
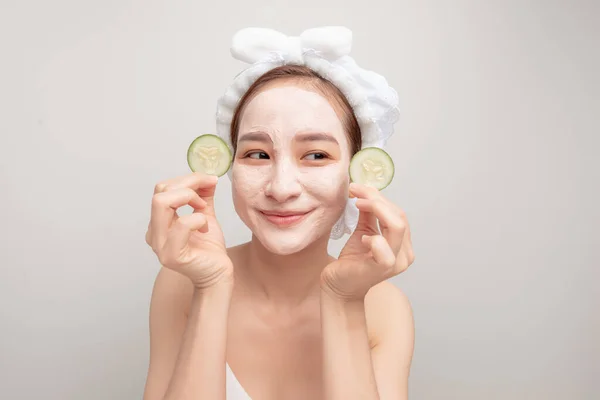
xmin=238 ymin=83 xmax=345 ymax=135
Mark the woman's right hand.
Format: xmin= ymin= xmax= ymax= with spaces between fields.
xmin=145 ymin=172 xmax=234 ymax=290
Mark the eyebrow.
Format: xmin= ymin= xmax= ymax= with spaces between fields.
xmin=294 ymin=132 xmax=339 ymax=145
xmin=238 ymin=131 xmax=339 ymax=145
xmin=238 ymin=131 xmax=273 ymax=143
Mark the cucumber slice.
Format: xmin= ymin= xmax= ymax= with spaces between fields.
xmin=349 ymin=147 xmax=394 ymax=190
xmin=187 ymin=134 xmax=232 ymax=177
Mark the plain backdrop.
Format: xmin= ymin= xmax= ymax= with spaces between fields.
xmin=1 ymin=0 xmax=598 ymax=399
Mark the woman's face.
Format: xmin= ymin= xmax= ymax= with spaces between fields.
xmin=231 ymin=82 xmax=351 ymax=255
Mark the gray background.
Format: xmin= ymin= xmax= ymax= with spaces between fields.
xmin=1 ymin=0 xmax=598 ymax=399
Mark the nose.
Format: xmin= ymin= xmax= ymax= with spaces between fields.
xmin=264 ymin=159 xmax=302 ymax=203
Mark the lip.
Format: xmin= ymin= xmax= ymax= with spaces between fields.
xmin=259 ymin=209 xmax=313 ymax=227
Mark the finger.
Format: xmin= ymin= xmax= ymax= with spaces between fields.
xmin=355 ymin=204 xmax=380 ymax=234
xmin=154 ymin=177 xmax=180 ymax=194
xmin=362 ymin=234 xmax=396 ymax=271
xmin=150 ymin=188 xmax=207 ymax=249
xmin=163 ymin=172 xmax=218 ymax=192
xmin=402 ymin=217 xmax=414 ymax=264
xmin=349 ymin=181 xmax=401 ymax=208
xmin=394 ymin=208 xmax=414 ymax=264
xmin=155 ymin=172 xmax=219 ymax=216
xmin=160 ymin=213 xmax=208 ymax=266
xmin=351 ymin=182 xmax=414 ymax=265
xmin=168 ymin=173 xmax=219 ymax=216
xmin=154 ymin=172 xmax=218 ymax=194
xmin=355 ymin=198 xmax=405 ymax=254
xmin=195 ymin=211 xmax=210 ymax=234
xmin=194 ymin=178 xmax=218 ymax=216
xmin=146 ymin=220 xmax=152 ymax=245
xmin=349 ymin=182 xmax=380 ymax=200
xmin=350 ymin=183 xmax=391 ymax=235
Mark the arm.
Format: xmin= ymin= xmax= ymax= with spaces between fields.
xmin=320 ymin=281 xmax=414 ymax=400
xmin=143 ymin=267 xmax=233 ymax=400
xmin=320 ymin=182 xmax=416 ymax=399
xmin=320 ymin=288 xmax=380 ymax=400
xmin=368 ymin=282 xmax=414 ymax=400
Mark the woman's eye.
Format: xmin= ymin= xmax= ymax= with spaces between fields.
xmin=304 ymin=152 xmax=327 ymax=160
xmin=247 ymin=151 xmax=270 ymax=159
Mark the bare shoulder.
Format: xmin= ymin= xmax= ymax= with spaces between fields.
xmin=364 ymin=280 xmax=414 ymax=349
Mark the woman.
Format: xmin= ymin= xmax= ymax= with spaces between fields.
xmin=143 ymin=27 xmax=416 ymax=400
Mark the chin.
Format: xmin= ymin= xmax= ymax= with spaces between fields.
xmin=259 ymin=237 xmax=310 ymax=256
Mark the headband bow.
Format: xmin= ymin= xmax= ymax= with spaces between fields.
xmin=231 ymin=26 xmax=353 ymax=65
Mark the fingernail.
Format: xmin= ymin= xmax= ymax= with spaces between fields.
xmin=348 ymin=182 xmax=358 ymax=197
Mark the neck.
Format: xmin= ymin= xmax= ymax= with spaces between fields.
xmin=235 ymin=234 xmax=334 ymax=307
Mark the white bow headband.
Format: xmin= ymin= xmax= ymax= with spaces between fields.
xmin=215 ymin=26 xmax=400 ymax=239
xmin=231 ymin=26 xmax=353 ymax=64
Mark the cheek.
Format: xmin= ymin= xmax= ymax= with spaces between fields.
xmin=231 ymin=163 xmax=269 ymax=202
xmin=301 ymin=162 xmax=350 ymax=202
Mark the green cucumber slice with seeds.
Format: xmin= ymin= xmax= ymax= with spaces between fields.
xmin=187 ymin=134 xmax=232 ymax=177
xmin=349 ymin=147 xmax=395 ymax=190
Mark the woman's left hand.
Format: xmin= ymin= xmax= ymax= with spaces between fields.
xmin=321 ymin=182 xmax=415 ymax=300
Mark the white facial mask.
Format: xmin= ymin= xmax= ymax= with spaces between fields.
xmin=231 ymin=84 xmax=351 ymax=255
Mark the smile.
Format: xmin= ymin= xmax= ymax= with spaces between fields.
xmin=259 ymin=209 xmax=313 ymax=227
